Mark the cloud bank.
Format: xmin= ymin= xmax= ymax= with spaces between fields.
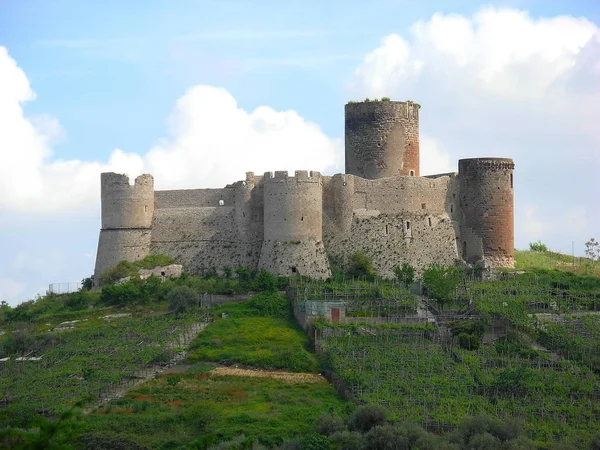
xmin=350 ymin=7 xmax=600 ymax=252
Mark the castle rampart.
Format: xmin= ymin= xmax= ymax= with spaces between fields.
xmin=93 ymin=99 xmax=515 ymax=284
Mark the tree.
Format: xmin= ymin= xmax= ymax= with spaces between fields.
xmin=421 ymin=264 xmax=463 ymax=310
xmin=529 ymin=241 xmax=548 ymax=252
xmin=348 ymin=251 xmax=374 ymax=279
xmin=585 ymin=238 xmax=600 ymax=262
xmin=167 ymin=286 xmax=198 ymax=314
xmin=394 ymin=263 xmax=415 ymax=287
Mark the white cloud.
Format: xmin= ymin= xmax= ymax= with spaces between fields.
xmin=0 ymin=47 xmax=342 ymax=213
xmin=420 ymin=135 xmax=454 ymax=175
xmin=351 ymin=6 xmax=600 ymax=254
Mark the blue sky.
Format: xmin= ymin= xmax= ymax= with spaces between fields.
xmin=0 ymin=0 xmax=599 ymax=304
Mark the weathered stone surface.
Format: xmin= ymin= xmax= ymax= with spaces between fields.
xmin=93 ymin=100 xmax=515 ymax=282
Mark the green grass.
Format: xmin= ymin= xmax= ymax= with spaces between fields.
xmin=77 ymin=365 xmax=350 ymax=448
xmin=515 ymin=249 xmax=599 ymax=276
xmin=187 ymin=314 xmax=319 ymax=373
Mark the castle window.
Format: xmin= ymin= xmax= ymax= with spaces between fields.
xmin=463 ymin=241 xmax=467 ymax=258
xmin=406 ymin=221 xmax=410 ymax=230
xmin=428 ymin=217 xmax=432 ymax=227
xmin=144 ymin=205 xmax=148 ymax=213
xmin=291 ymin=266 xmax=297 ymax=274
xmin=421 ymin=203 xmax=426 ymax=209
xmin=385 ymin=225 xmax=389 ymax=235
xmin=301 ymin=216 xmax=304 ymax=221
xmin=510 ymin=173 xmax=513 ymax=189
xmin=410 ymin=170 xmax=415 ymax=176
xmin=453 ymin=193 xmax=456 ymax=199
xmin=450 ymin=204 xmax=454 ymax=214
xmin=219 ymin=199 xmax=224 ymax=206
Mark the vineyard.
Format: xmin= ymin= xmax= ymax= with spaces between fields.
xmin=0 ymin=307 xmax=206 ymax=426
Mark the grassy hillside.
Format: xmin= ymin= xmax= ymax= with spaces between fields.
xmin=515 ymin=249 xmax=599 ymax=276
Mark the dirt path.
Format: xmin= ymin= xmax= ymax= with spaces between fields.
xmin=210 ymin=366 xmax=326 ymax=384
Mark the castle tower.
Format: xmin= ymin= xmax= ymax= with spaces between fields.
xmin=93 ymin=173 xmax=155 ymax=284
xmin=258 ymin=171 xmax=331 ymax=278
xmin=345 ymin=100 xmax=420 ymax=179
xmin=458 ymin=158 xmax=515 ymax=268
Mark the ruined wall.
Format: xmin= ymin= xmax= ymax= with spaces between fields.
xmin=94 ymin=173 xmax=154 ymax=283
xmin=458 ymin=158 xmax=515 ymax=268
xmin=150 ymin=174 xmax=264 ymax=273
xmin=323 ymin=173 xmax=459 ymax=277
xmin=345 ymin=100 xmax=420 ymax=179
xmin=259 ymin=171 xmax=331 ymax=278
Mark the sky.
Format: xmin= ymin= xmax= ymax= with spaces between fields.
xmin=0 ymin=0 xmax=598 ymax=305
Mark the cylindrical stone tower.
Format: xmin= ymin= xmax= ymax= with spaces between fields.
xmin=345 ymin=100 xmax=420 ymax=179
xmin=93 ymin=173 xmax=155 ymax=285
xmin=458 ymin=158 xmax=515 ymax=268
xmin=258 ymin=171 xmax=331 ymax=278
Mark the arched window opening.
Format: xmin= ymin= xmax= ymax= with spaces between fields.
xmin=409 ymin=170 xmax=415 ymax=176
xmin=219 ymin=199 xmax=224 ymax=206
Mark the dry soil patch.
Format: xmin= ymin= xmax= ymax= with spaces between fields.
xmin=210 ymin=367 xmax=326 ymax=384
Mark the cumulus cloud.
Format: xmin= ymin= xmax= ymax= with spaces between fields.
xmin=0 ymin=46 xmax=342 ymax=213
xmin=351 ymin=6 xmax=600 ymax=252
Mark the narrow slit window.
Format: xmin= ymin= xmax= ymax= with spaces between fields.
xmin=385 ymin=225 xmax=389 ymax=235
xmin=510 ymin=173 xmax=513 ymax=189
xmin=421 ymin=203 xmax=426 ymax=209
xmin=301 ymin=216 xmax=304 ymax=221
xmin=406 ymin=221 xmax=410 ymax=230
xmin=144 ymin=205 xmax=148 ymax=213
xmin=428 ymin=217 xmax=432 ymax=227
xmin=450 ymin=204 xmax=454 ymax=213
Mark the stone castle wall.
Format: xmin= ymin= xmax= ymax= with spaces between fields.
xmin=93 ymin=99 xmax=515 ymax=282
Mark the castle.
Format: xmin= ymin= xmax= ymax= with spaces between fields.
xmin=93 ymin=99 xmax=515 ymax=283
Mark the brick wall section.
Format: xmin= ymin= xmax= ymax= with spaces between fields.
xmin=345 ymin=100 xmax=420 ymax=179
xmin=458 ymin=158 xmax=515 ymax=268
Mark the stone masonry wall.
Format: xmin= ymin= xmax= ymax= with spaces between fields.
xmin=323 ymin=174 xmax=460 ymax=277
xmin=458 ymin=158 xmax=515 ymax=268
xmin=258 ymin=171 xmax=331 ymax=278
xmin=345 ymin=100 xmax=420 ymax=179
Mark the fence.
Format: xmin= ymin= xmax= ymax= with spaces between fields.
xmin=47 ymin=282 xmax=82 ymax=295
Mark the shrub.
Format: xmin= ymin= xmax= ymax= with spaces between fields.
xmin=347 ymin=251 xmax=374 ymax=279
xmin=457 ymin=332 xmax=480 ymax=350
xmin=235 ymin=266 xmax=253 ymax=283
xmin=254 ymin=269 xmax=277 ymax=292
xmin=348 ymin=405 xmax=388 ymax=433
xmin=81 ymin=276 xmax=93 ymax=291
xmin=529 ymin=241 xmax=548 ymax=252
xmin=167 ymin=286 xmax=198 ymax=314
xmin=300 ymin=434 xmax=331 ymax=450
xmin=248 ymin=292 xmax=289 ymax=317
xmin=315 ymin=414 xmax=345 ymax=436
xmin=64 ymin=291 xmax=92 ymax=310
xmin=100 ymin=282 xmax=143 ymax=306
xmin=78 ymin=432 xmax=149 ymax=449
xmin=381 ymin=97 xmax=391 ymax=101
xmin=329 ymin=431 xmax=364 ymax=450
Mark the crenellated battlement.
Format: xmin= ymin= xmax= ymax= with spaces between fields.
xmin=262 ymin=170 xmax=322 ymax=183
xmin=94 ymin=98 xmax=516 ymax=285
xmin=459 ymin=158 xmax=515 ymax=172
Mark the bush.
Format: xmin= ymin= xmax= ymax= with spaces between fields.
xmin=167 ymin=286 xmax=198 ymax=314
xmin=64 ymin=291 xmax=92 ymax=310
xmin=100 ymin=282 xmax=143 ymax=306
xmin=421 ymin=264 xmax=463 ymax=309
xmin=254 ymin=269 xmax=277 ymax=292
xmin=299 ymin=434 xmax=331 ymax=450
xmin=248 ymin=292 xmax=289 ymax=317
xmin=347 ymin=251 xmax=374 ymax=279
xmin=315 ymin=414 xmax=345 ymax=436
xmin=529 ymin=241 xmax=548 ymax=252
xmin=329 ymin=431 xmax=364 ymax=450
xmin=348 ymin=405 xmax=388 ymax=433
xmin=457 ymin=332 xmax=480 ymax=350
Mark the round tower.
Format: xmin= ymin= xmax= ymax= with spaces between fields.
xmin=93 ymin=173 xmax=155 ymax=285
xmin=345 ymin=100 xmax=420 ymax=179
xmin=258 ymin=171 xmax=331 ymax=278
xmin=458 ymin=158 xmax=515 ymax=268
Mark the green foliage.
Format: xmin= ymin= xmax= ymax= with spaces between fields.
xmin=254 ymin=269 xmax=277 ymax=292
xmin=100 ymin=281 xmax=144 ymax=306
xmin=529 ymin=240 xmax=548 ymax=252
xmin=76 ymin=432 xmax=149 ymax=450
xmin=166 ymin=285 xmax=198 ymax=314
xmin=393 ymin=263 xmax=415 ymax=287
xmin=585 ymin=237 xmax=600 ymax=262
xmin=421 ymin=263 xmax=463 ymax=309
xmin=347 ymin=251 xmax=374 ymax=279
xmin=348 ymin=405 xmax=389 ymax=433
xmin=99 ymin=255 xmax=175 ymax=286
xmin=380 ymin=97 xmax=391 ymax=101
xmin=300 ymin=434 xmax=331 ymax=450
xmin=314 ymin=414 xmax=345 ymax=436
xmin=81 ymin=277 xmax=94 ymax=291
xmin=247 ymin=292 xmax=290 ymax=318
